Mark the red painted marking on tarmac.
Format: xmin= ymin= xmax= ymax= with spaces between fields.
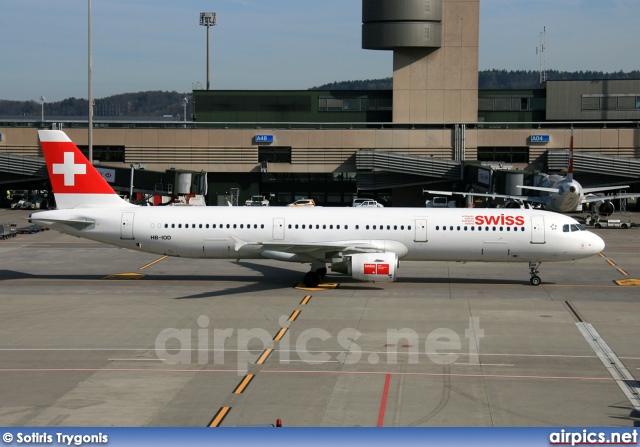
xmin=377 ymin=373 xmax=392 ymax=427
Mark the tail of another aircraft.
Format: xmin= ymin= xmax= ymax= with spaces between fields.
xmin=567 ymin=129 xmax=574 ymax=182
xmin=38 ymin=130 xmax=134 ymax=209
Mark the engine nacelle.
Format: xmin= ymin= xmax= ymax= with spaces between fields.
xmin=342 ymin=252 xmax=398 ymax=283
xmin=595 ymin=201 xmax=615 ymax=217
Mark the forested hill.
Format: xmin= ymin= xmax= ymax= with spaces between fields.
xmin=0 ymin=91 xmax=191 ymax=119
xmin=312 ymin=70 xmax=640 ymax=90
xmin=3 ymin=70 xmax=639 ymax=117
xmin=478 ymin=69 xmax=640 ymax=89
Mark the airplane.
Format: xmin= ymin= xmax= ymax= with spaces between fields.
xmin=426 ymin=130 xmax=640 ymax=214
xmin=29 ymin=129 xmax=605 ymax=287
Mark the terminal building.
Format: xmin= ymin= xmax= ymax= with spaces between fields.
xmin=1 ymin=0 xmax=640 ymax=207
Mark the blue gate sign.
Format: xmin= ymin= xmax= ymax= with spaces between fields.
xmin=255 ymin=135 xmax=274 ymax=144
xmin=530 ymin=135 xmax=550 ymax=143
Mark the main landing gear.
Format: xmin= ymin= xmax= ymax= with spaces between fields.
xmin=529 ymin=261 xmax=542 ymax=286
xmin=303 ymin=267 xmax=327 ymax=288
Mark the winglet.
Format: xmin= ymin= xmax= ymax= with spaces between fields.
xmin=38 ymin=130 xmax=133 ymax=209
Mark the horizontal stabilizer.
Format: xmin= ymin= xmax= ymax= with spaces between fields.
xmin=30 ymin=216 xmax=95 ymax=230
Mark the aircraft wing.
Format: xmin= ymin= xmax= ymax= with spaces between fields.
xmin=424 ymin=190 xmax=546 ymax=206
xmin=516 ymin=185 xmax=560 ymax=193
xmin=582 ymin=185 xmax=630 ymax=194
xmin=232 ymin=237 xmax=384 ymax=255
xmin=583 ymin=192 xmax=640 ymax=204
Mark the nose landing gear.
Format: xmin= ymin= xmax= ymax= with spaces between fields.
xmin=529 ymin=261 xmax=541 ymax=286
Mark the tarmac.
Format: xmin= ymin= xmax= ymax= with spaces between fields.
xmin=1 ymin=208 xmax=639 ymax=427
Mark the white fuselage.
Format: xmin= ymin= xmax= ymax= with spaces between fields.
xmin=31 ymin=206 xmax=604 ymax=264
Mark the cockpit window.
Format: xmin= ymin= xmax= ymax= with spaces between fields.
xmin=564 ymin=223 xmax=586 ymax=232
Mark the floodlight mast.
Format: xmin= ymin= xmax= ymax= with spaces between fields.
xmin=199 ymin=12 xmax=217 ymax=90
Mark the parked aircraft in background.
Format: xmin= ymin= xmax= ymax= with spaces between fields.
xmin=427 ymin=130 xmax=640 ymax=214
xmin=30 ymin=130 xmax=605 ymax=287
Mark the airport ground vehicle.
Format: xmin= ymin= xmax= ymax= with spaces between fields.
xmin=354 ymin=200 xmax=384 ymax=208
xmin=288 ymin=198 xmax=316 ymax=207
xmin=425 ymin=197 xmax=456 ymax=208
xmin=245 ymin=195 xmax=269 ymax=206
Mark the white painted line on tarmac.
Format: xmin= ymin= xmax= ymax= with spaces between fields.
xmin=576 ymin=322 xmax=640 ymax=411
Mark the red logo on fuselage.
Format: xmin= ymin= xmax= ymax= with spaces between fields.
xmin=474 ymin=215 xmax=525 ymax=226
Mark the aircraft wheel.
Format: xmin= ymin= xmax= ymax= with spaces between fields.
xmin=530 ymin=276 xmax=541 ymax=286
xmin=316 ymin=267 xmax=327 ymax=278
xmin=303 ymin=271 xmax=320 ymax=288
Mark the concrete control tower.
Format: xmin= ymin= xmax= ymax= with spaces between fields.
xmin=362 ymin=0 xmax=479 ymax=123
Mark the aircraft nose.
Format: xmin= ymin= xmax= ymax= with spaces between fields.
xmin=591 ymin=233 xmax=605 ymax=254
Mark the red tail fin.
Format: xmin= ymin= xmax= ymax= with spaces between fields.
xmin=38 ymin=130 xmax=132 ymax=209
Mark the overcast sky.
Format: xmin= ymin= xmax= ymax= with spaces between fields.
xmin=2 ymin=0 xmax=639 ymax=102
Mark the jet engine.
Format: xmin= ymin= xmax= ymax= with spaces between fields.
xmin=331 ymin=252 xmax=398 ymax=283
xmin=595 ymin=201 xmax=615 ymax=217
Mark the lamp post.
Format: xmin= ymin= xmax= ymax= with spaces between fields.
xmin=199 ymin=12 xmax=217 ymax=90
xmin=88 ymin=0 xmax=93 ymax=164
xmin=183 ymin=97 xmax=188 ymax=122
xmin=40 ymin=96 xmax=45 ymax=122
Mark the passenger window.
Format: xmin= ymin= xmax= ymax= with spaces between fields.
xmin=408 ymin=226 xmax=412 ymax=230
xmin=356 ymin=225 xmax=359 ymax=230
xmin=178 ymin=224 xmax=182 ymax=228
xmin=171 ymin=224 xmax=175 ymax=228
xmin=373 ymin=225 xmax=376 ymax=230
xmin=401 ymin=226 xmax=404 ymax=230
xmin=337 ymin=225 xmax=340 ymax=229
xmin=345 ymin=225 xmax=348 ymax=230
xmin=436 ymin=226 xmax=440 ymax=230
xmin=165 ymin=224 xmax=168 ymax=228
xmin=394 ymin=225 xmax=397 ymax=230
xmin=323 ymin=225 xmax=326 ymax=229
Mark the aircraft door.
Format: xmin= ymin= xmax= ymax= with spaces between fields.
xmin=414 ymin=219 xmax=427 ymax=242
xmin=273 ymin=218 xmax=285 ymax=240
xmin=530 ymin=215 xmax=545 ymax=244
xmin=121 ymin=212 xmax=135 ymax=240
